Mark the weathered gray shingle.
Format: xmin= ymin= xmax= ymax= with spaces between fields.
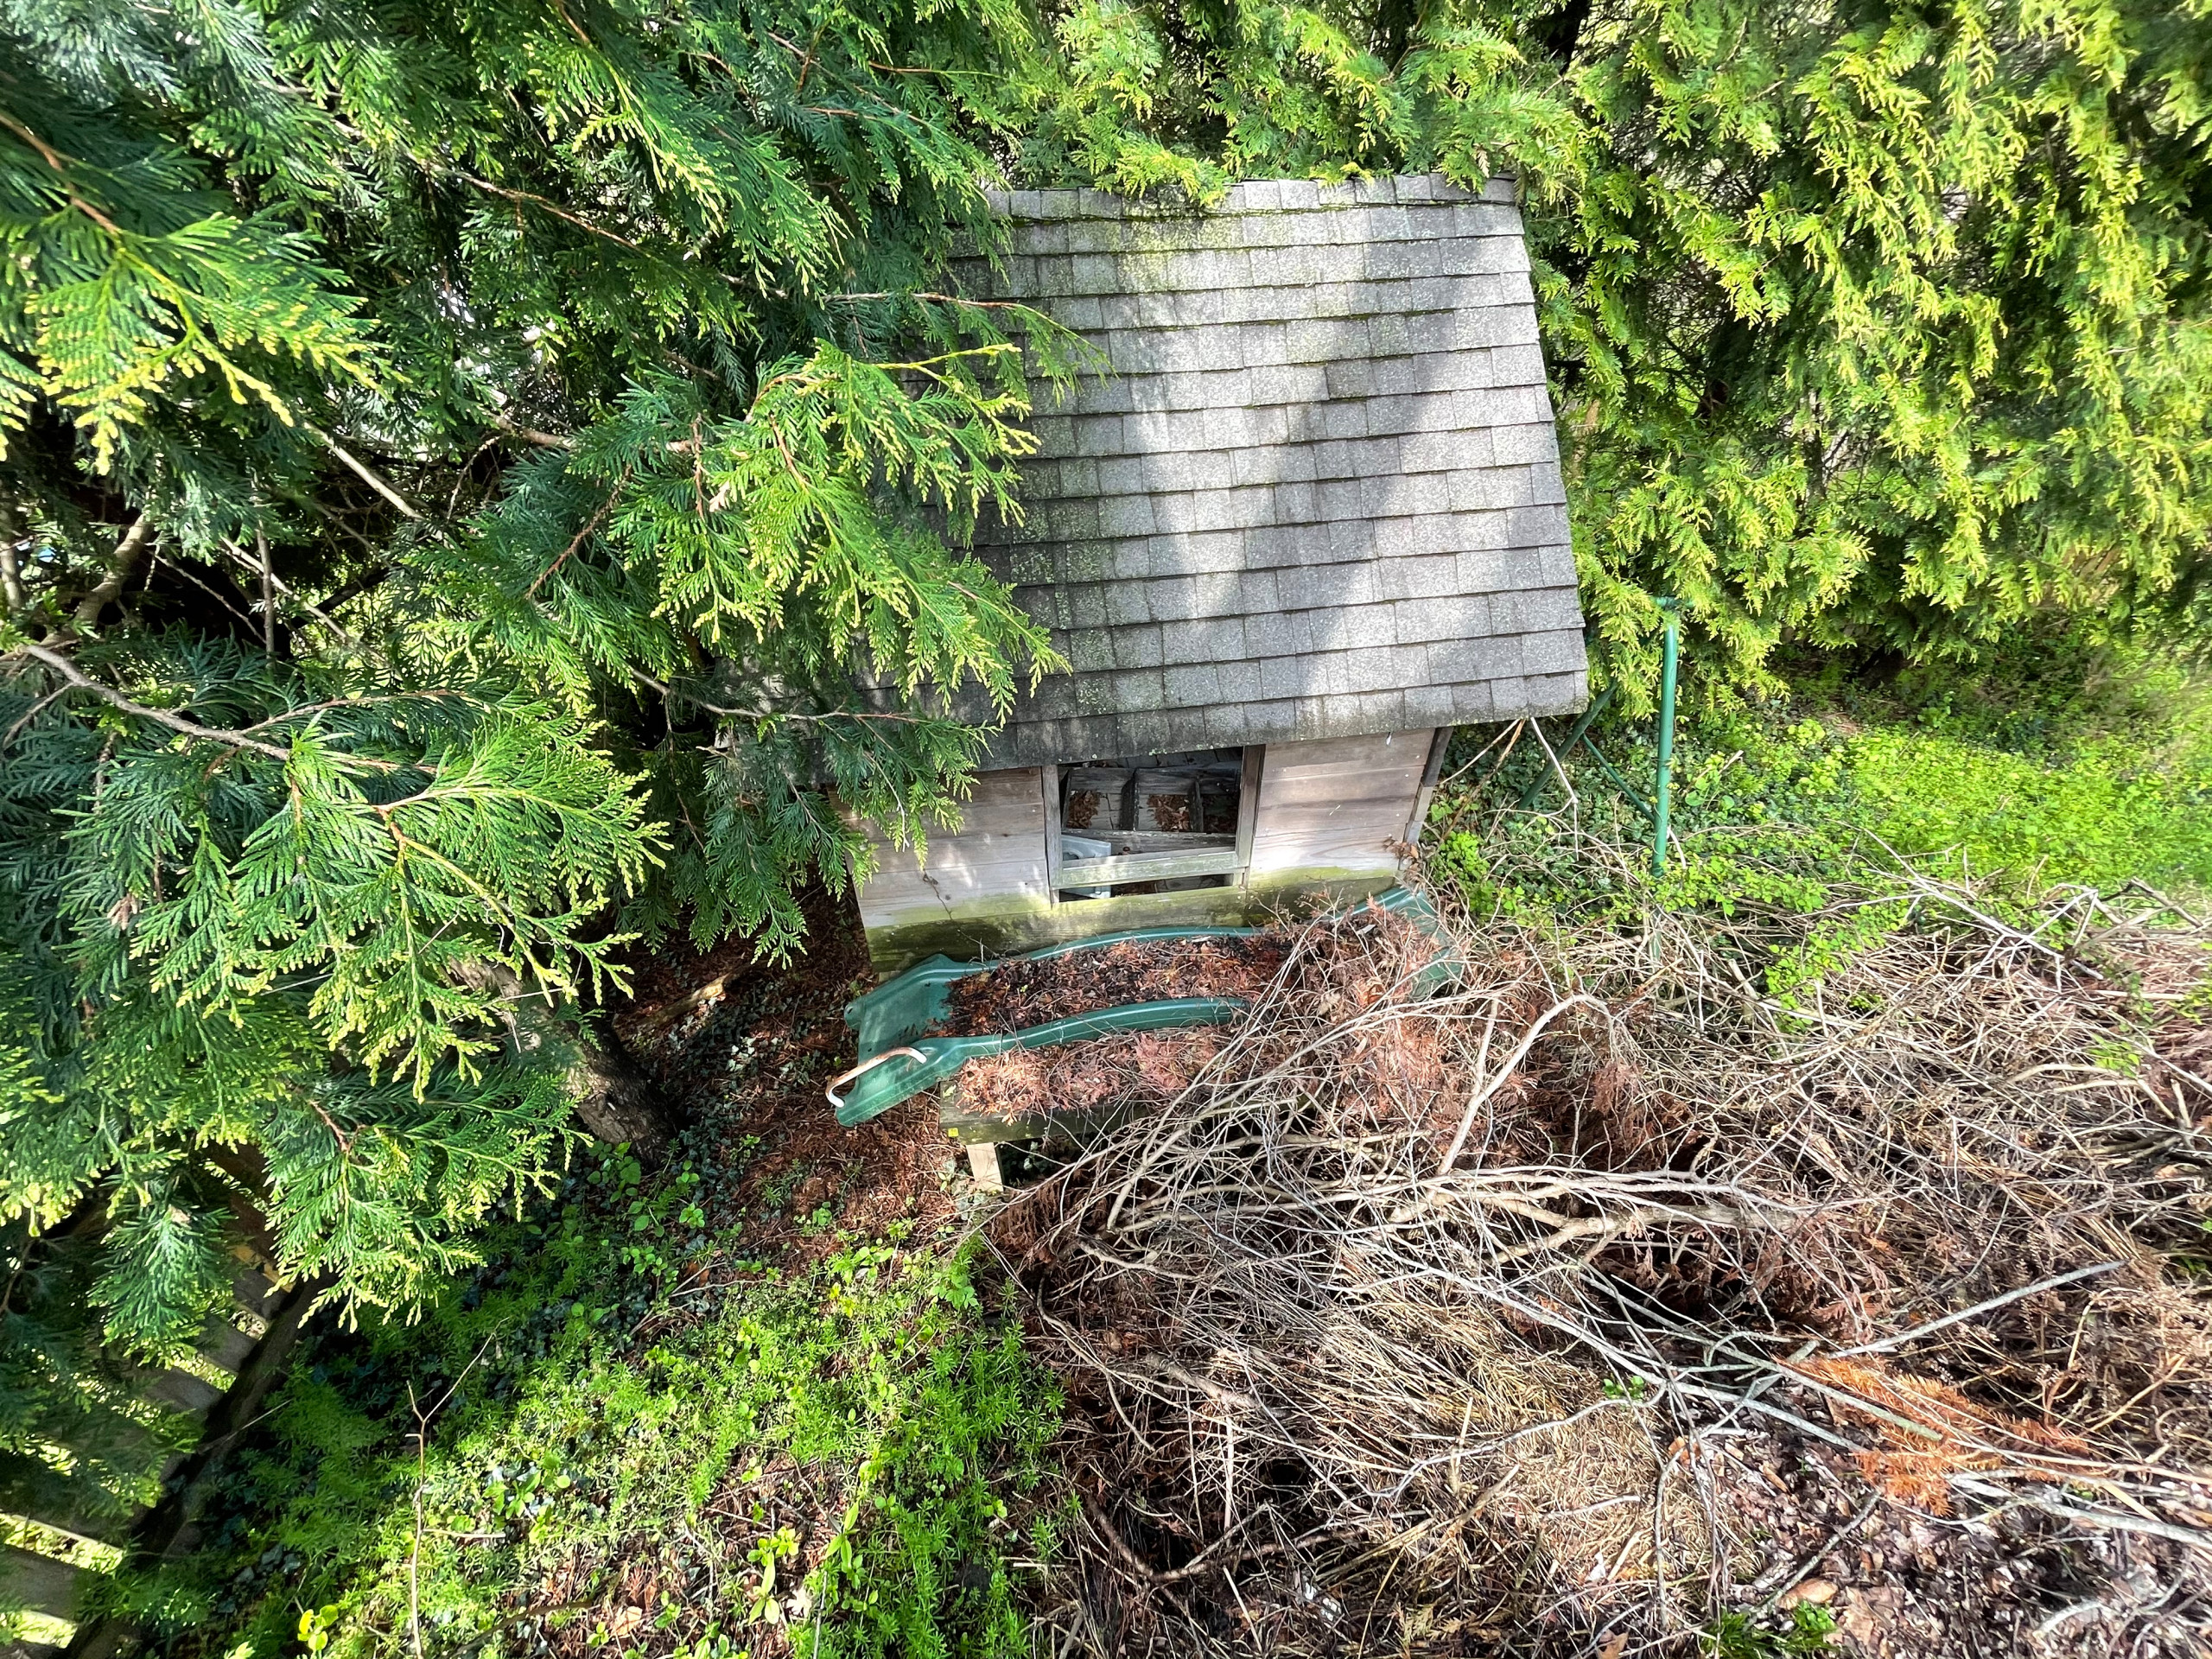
xmin=944 ymin=173 xmax=1586 ymax=766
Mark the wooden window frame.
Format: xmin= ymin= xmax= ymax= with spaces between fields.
xmin=1046 ymin=746 xmax=1264 ymax=897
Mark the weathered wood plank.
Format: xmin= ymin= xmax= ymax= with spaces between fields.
xmin=1250 ymin=732 xmax=1426 ymax=878
xmin=1084 ymin=830 xmax=1234 ymax=853
xmin=0 ymin=1453 xmax=134 ymax=1548
xmin=1258 ymin=731 xmax=1430 ymax=774
xmin=1259 ymin=777 xmax=1427 ymax=814
xmin=867 ymin=836 xmax=1052 ymax=880
xmin=1254 ymin=799 xmax=1421 ymax=836
xmin=1251 ymin=841 xmax=1401 ymax=879
xmin=1039 ymin=765 xmax=1061 ymax=905
xmin=1058 ymin=847 xmax=1244 ymax=887
xmin=141 ymin=1370 xmax=223 ymax=1416
xmin=855 ymin=765 xmax=1052 ymax=935
xmin=198 ymin=1314 xmax=257 ymax=1376
xmin=1235 ymin=744 xmax=1263 ymax=870
xmin=1 ymin=1541 xmax=84 ymax=1621
xmin=1405 ymin=726 xmax=1449 ymax=843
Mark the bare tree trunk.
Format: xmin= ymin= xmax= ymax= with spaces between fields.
xmin=452 ymin=962 xmax=676 ymax=1161
xmin=565 ymin=1019 xmax=673 ymax=1160
xmin=0 ymin=501 xmax=25 ymax=617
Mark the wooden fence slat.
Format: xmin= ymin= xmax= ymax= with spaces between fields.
xmin=138 ymin=1370 xmax=222 ymax=1417
xmin=0 ymin=1453 xmax=133 ymax=1549
xmin=0 ymin=1541 xmax=84 ymax=1621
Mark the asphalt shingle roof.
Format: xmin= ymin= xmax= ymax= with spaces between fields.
xmin=951 ymin=174 xmax=1587 ymax=766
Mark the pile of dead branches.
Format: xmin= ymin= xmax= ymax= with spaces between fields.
xmin=989 ymin=875 xmax=2212 ymax=1656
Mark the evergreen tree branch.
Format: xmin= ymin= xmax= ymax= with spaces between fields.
xmin=6 ymin=644 xmax=402 ymax=770
xmin=69 ymin=518 xmax=152 ymax=634
xmin=313 ymin=431 xmax=426 ymax=523
xmin=454 ymin=173 xmax=647 ymax=257
xmin=526 ymin=473 xmax=629 ymax=599
xmin=216 ymin=539 xmax=360 ymax=651
xmin=10 ymin=643 xmax=296 ymax=760
xmin=487 ymin=413 xmax=575 ymax=451
xmin=632 ymin=669 xmax=926 ymax=724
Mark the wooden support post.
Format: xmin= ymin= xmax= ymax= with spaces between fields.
xmin=1405 ymin=726 xmax=1451 ymax=845
xmin=1235 ymin=744 xmax=1263 ymax=881
xmin=964 ymin=1141 xmax=1004 ymax=1192
xmin=1039 ymin=763 xmax=1061 ymax=906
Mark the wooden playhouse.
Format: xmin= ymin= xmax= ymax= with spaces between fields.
xmin=855 ymin=175 xmax=1588 ymax=976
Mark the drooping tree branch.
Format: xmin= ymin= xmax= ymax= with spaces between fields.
xmin=9 ymin=642 xmax=297 ymax=760
xmin=7 ymin=643 xmax=401 ymax=772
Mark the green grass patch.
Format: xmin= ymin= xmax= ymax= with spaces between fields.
xmin=1843 ymin=723 xmax=2212 ymax=897
xmin=1426 ymin=644 xmax=2210 ymax=1020
xmin=1431 ymin=647 xmax=2212 ymax=923
xmin=1701 ymin=1605 xmax=1839 ymax=1656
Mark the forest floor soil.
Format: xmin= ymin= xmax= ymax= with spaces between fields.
xmin=608 ymin=887 xmax=960 ymax=1280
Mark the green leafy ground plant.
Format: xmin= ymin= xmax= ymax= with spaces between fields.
xmin=128 ymin=1145 xmax=1058 ymax=1659
xmin=1427 ymin=647 xmax=2212 ymax=1011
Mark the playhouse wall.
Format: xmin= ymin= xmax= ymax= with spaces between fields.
xmin=853 ymin=730 xmax=1438 ymax=975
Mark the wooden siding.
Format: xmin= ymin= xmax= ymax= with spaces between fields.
xmin=852 ymin=730 xmax=1440 ymax=974
xmin=855 ymin=766 xmax=1051 ymax=918
xmin=1249 ymin=731 xmax=1431 ymax=881
xmin=853 ymin=766 xmax=1053 ymax=969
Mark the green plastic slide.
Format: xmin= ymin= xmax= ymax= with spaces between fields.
xmin=829 ymin=886 xmax=1452 ymax=1127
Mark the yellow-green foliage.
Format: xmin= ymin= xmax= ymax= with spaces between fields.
xmin=1427 ymin=652 xmax=2212 ymax=1006
xmin=1021 ymin=0 xmax=2212 ymax=703
xmin=1846 ymin=725 xmax=2212 ymax=898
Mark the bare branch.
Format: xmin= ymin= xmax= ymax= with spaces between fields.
xmin=71 ymin=515 xmax=152 ymax=632
xmin=7 ymin=642 xmax=397 ymax=770
xmin=313 ymin=429 xmax=427 ymax=522
xmin=487 ymin=411 xmax=575 ymax=451
xmin=10 ymin=641 xmax=295 ymax=760
xmin=0 ymin=505 xmax=24 ymax=616
xmin=217 ymin=538 xmax=361 ymax=652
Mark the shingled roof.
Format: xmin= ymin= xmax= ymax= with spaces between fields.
xmin=950 ymin=173 xmax=1587 ymax=768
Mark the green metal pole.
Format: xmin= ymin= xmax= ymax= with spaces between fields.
xmin=1516 ymin=684 xmax=1614 ymax=810
xmin=1652 ymin=599 xmax=1679 ymax=877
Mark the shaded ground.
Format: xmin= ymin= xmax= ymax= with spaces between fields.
xmin=940 ymin=933 xmax=1290 ymax=1036
xmin=607 ymin=886 xmax=961 ymax=1283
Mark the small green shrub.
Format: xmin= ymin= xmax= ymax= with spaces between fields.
xmin=1702 ymin=1605 xmax=1839 ymax=1656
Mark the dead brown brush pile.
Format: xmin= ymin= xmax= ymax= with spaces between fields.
xmin=957 ymin=1029 xmax=1228 ymax=1122
xmin=988 ymin=881 xmax=2212 ymax=1656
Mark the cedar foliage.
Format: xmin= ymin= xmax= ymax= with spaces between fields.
xmin=1027 ymin=0 xmax=2212 ymax=706
xmin=5 ymin=0 xmax=2212 ymax=1351
xmin=0 ymin=0 xmax=1065 ymax=1350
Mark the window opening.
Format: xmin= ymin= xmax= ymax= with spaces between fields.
xmin=1055 ymin=747 xmax=1247 ymax=899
